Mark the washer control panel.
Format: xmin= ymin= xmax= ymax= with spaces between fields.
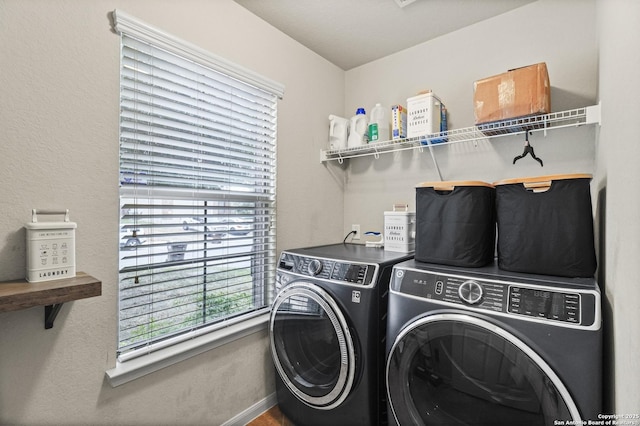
xmin=392 ymin=267 xmax=597 ymax=327
xmin=279 ymin=252 xmax=373 ymax=286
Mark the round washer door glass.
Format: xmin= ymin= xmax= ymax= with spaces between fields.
xmin=270 ymin=282 xmax=356 ymax=410
xmin=386 ymin=314 xmax=581 ymax=425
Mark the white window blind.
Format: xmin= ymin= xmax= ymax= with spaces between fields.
xmin=114 ymin=11 xmax=282 ymax=360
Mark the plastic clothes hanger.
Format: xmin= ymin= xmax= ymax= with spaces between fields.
xmin=513 ymin=131 xmax=543 ymax=166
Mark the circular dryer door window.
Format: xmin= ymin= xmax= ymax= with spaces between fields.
xmin=270 ymin=282 xmax=356 ymax=410
xmin=386 ymin=313 xmax=581 ymax=425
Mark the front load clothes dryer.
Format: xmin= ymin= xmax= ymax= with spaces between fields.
xmin=385 ymin=260 xmax=602 ymax=426
xmin=270 ymin=243 xmax=413 ymax=426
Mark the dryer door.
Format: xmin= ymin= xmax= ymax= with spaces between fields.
xmin=386 ymin=313 xmax=581 ymax=425
xmin=270 ymin=281 xmax=356 ymax=410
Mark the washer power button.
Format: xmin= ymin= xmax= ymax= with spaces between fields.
xmin=458 ymin=280 xmax=483 ymax=305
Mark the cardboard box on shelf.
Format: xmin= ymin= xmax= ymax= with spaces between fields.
xmin=473 ymin=62 xmax=550 ymax=125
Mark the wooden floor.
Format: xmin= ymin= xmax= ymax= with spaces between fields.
xmin=246 ymin=405 xmax=294 ymax=426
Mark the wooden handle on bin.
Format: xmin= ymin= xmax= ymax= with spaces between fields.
xmin=493 ymin=173 xmax=592 ymax=192
xmin=417 ymin=180 xmax=494 ymax=191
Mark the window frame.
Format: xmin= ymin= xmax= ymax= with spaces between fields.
xmin=106 ymin=10 xmax=283 ymax=386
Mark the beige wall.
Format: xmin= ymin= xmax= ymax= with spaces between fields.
xmin=0 ymin=0 xmax=344 ymax=424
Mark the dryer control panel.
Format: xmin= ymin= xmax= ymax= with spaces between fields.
xmin=279 ymin=252 xmax=375 ymax=286
xmin=392 ymin=266 xmax=599 ymax=328
xmin=508 ymin=286 xmax=580 ymax=324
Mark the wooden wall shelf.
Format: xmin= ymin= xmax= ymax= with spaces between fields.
xmin=0 ymin=272 xmax=102 ymax=329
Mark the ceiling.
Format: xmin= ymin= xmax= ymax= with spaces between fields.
xmin=233 ymin=0 xmax=536 ymax=70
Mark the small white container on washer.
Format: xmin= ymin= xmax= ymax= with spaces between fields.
xmin=25 ymin=209 xmax=76 ymax=282
xmin=384 ymin=205 xmax=416 ymax=253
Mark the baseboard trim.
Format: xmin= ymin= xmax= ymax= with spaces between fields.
xmin=221 ymin=392 xmax=277 ymax=426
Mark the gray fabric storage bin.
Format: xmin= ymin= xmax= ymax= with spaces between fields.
xmin=415 ymin=181 xmax=496 ymax=267
xmin=495 ymin=174 xmax=597 ymax=278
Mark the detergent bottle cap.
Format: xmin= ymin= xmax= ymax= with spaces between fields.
xmin=356 ymin=108 xmax=366 ymax=115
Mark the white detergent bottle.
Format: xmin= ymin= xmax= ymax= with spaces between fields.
xmin=348 ymin=108 xmax=368 ymax=148
xmin=368 ymin=103 xmax=390 ymax=143
xmin=328 ymin=114 xmax=349 ymax=150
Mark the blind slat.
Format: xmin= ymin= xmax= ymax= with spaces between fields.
xmin=120 ymin=40 xmax=278 ymax=104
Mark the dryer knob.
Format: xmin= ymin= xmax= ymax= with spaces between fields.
xmin=458 ymin=280 xmax=483 ymax=305
xmin=308 ymin=259 xmax=323 ymax=276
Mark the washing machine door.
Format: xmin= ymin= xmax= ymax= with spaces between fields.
xmin=386 ymin=313 xmax=581 ymax=426
xmin=270 ymin=281 xmax=356 ymax=410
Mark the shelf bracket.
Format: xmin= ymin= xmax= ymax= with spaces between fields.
xmin=425 ymin=142 xmax=443 ymax=181
xmin=44 ymin=303 xmax=64 ymax=329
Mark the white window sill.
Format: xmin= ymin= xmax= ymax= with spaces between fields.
xmin=105 ymin=311 xmax=270 ymax=387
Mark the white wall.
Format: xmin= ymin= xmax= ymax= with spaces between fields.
xmin=0 ymin=0 xmax=344 ymax=424
xmin=342 ymin=0 xmax=598 ymax=240
xmin=596 ymin=0 xmax=640 ymax=413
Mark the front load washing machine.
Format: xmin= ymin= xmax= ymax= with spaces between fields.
xmin=270 ymin=243 xmax=413 ymax=425
xmin=386 ymin=260 xmax=602 ymax=426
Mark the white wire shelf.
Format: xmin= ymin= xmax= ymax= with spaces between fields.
xmin=320 ymin=104 xmax=601 ymax=163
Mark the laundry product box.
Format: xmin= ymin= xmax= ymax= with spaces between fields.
xmin=473 ymin=62 xmax=550 ymax=125
xmin=407 ymin=92 xmax=446 ymax=142
xmin=415 ymin=181 xmax=495 ymax=267
xmin=391 ymin=104 xmax=407 ymax=140
xmin=384 ymin=209 xmax=415 ymax=253
xmin=494 ymin=174 xmax=596 ymax=278
xmin=435 ymin=104 xmax=448 ymax=143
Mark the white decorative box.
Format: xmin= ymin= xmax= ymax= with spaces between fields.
xmin=384 ymin=210 xmax=416 ymax=253
xmin=25 ymin=209 xmax=76 ymax=282
xmin=407 ymin=92 xmax=443 ymax=138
